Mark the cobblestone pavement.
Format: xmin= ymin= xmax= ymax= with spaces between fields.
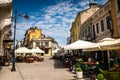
xmin=0 ymin=57 xmax=90 ymax=80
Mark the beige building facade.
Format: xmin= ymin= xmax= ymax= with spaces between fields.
xmin=70 ymin=3 xmax=100 ymax=43
xmin=80 ymin=18 xmax=93 ymax=41
xmin=79 ymin=0 xmax=120 ymax=43
xmin=0 ymin=0 xmax=12 ymax=55
xmin=30 ymin=35 xmax=55 ymax=56
xmin=91 ymin=1 xmax=113 ymax=42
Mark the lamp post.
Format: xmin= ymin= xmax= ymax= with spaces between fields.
xmin=11 ymin=10 xmax=29 ymax=71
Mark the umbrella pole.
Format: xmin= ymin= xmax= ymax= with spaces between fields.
xmin=107 ymin=50 xmax=110 ymax=71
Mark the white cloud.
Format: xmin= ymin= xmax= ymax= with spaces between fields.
xmin=16 ymin=1 xmax=83 ymax=45
xmin=15 ymin=0 xmax=107 ymax=46
xmin=30 ymin=15 xmax=36 ymax=19
xmin=79 ymin=0 xmax=89 ymax=7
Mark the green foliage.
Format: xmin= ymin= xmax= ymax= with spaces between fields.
xmin=110 ymin=74 xmax=120 ymax=80
xmin=75 ymin=63 xmax=80 ymax=68
xmin=76 ymin=67 xmax=82 ymax=72
xmin=75 ymin=60 xmax=83 ymax=72
xmin=78 ymin=58 xmax=83 ymax=62
xmin=97 ymin=74 xmax=105 ymax=80
xmin=114 ymin=63 xmax=120 ymax=67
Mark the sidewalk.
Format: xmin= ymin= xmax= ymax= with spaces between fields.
xmin=0 ymin=65 xmax=90 ymax=80
xmin=0 ymin=58 xmax=90 ymax=80
xmin=0 ymin=64 xmax=22 ymax=80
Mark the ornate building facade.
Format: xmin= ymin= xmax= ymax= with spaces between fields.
xmin=70 ymin=0 xmax=120 ymax=43
xmin=0 ymin=0 xmax=12 ymax=55
xmin=70 ymin=3 xmax=100 ymax=44
xmin=80 ymin=17 xmax=93 ymax=41
xmin=23 ymin=27 xmax=58 ymax=56
xmin=91 ymin=1 xmax=113 ymax=42
xmin=24 ymin=27 xmax=42 ymax=47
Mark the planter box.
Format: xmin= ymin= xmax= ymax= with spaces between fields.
xmin=76 ymin=71 xmax=83 ymax=78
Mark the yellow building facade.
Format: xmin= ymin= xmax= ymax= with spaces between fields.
xmin=24 ymin=27 xmax=56 ymax=56
xmin=24 ymin=27 xmax=42 ymax=47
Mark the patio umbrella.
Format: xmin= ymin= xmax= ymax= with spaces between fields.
xmin=83 ymin=43 xmax=99 ymax=52
xmin=64 ymin=40 xmax=95 ymax=50
xmin=100 ymin=38 xmax=120 ymax=50
xmin=30 ymin=47 xmax=45 ymax=53
xmin=83 ymin=37 xmax=118 ymax=70
xmin=15 ymin=47 xmax=31 ymax=55
xmin=83 ymin=38 xmax=116 ymax=52
xmin=99 ymin=38 xmax=117 ymax=70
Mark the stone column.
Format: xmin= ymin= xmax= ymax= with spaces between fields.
xmin=0 ymin=30 xmax=4 ymax=55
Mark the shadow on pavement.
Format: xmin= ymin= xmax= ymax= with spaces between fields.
xmin=53 ymin=59 xmax=65 ymax=69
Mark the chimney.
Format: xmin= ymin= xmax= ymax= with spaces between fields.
xmin=89 ymin=3 xmax=99 ymax=8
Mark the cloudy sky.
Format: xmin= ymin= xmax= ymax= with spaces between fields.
xmin=12 ymin=0 xmax=108 ymax=46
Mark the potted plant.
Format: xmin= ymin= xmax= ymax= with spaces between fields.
xmin=96 ymin=74 xmax=105 ymax=80
xmin=76 ymin=64 xmax=83 ymax=79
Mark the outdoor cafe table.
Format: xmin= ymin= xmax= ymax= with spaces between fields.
xmin=85 ymin=61 xmax=99 ymax=66
xmin=26 ymin=57 xmax=34 ymax=63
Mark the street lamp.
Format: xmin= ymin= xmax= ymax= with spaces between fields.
xmin=11 ymin=10 xmax=29 ymax=71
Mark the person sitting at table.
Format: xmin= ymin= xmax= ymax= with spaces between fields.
xmin=88 ymin=57 xmax=92 ymax=64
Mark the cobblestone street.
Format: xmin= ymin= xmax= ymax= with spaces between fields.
xmin=0 ymin=57 xmax=89 ymax=80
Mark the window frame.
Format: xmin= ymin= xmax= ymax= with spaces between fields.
xmin=96 ymin=23 xmax=99 ymax=34
xmin=100 ymin=20 xmax=104 ymax=32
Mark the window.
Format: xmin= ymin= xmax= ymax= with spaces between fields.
xmin=106 ymin=16 xmax=112 ymax=29
xmin=117 ymin=0 xmax=120 ymax=11
xmin=95 ymin=14 xmax=98 ymax=18
xmin=41 ymin=42 xmax=43 ymax=46
xmin=36 ymin=42 xmax=39 ymax=47
xmin=32 ymin=36 xmax=34 ymax=39
xmin=101 ymin=20 xmax=104 ymax=32
xmin=96 ymin=23 xmax=99 ymax=34
xmin=85 ymin=28 xmax=87 ymax=34
xmin=92 ymin=25 xmax=96 ymax=39
xmin=45 ymin=42 xmax=49 ymax=46
xmin=88 ymin=26 xmax=90 ymax=35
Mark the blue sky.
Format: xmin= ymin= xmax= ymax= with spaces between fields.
xmin=12 ymin=0 xmax=108 ymax=46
